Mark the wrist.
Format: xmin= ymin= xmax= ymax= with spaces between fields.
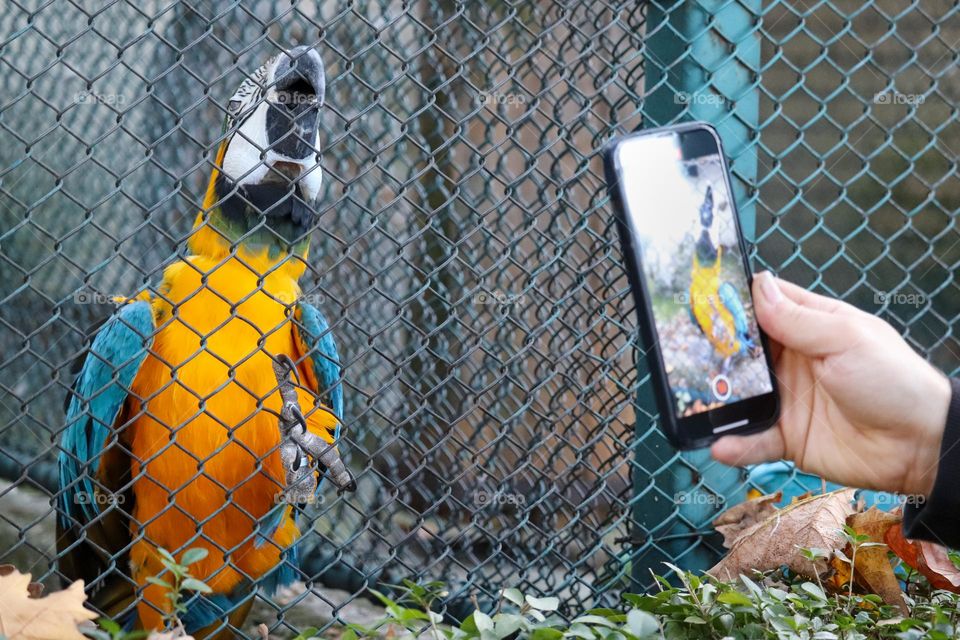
xmin=904 ymin=367 xmax=950 ymax=497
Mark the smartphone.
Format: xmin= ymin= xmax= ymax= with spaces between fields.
xmin=604 ymin=122 xmax=779 ymax=449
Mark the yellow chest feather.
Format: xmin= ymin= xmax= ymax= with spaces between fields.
xmin=129 ymin=255 xmax=303 ymax=484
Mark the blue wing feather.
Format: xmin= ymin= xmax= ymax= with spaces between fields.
xmin=58 ymin=300 xmax=154 ymax=530
xmin=294 ymin=301 xmax=343 ymax=424
xmin=718 ymin=281 xmax=755 ymax=349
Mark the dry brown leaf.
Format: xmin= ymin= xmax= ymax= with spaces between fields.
xmin=844 ymin=508 xmax=906 ymax=614
xmin=790 ymin=491 xmax=813 ymax=505
xmin=885 ymin=525 xmax=960 ymax=592
xmin=708 ymin=488 xmax=856 ymax=581
xmin=0 ymin=565 xmax=43 ymax=598
xmin=713 ymin=491 xmax=782 ymax=548
xmin=0 ymin=569 xmax=97 ymax=639
xmin=827 ymin=553 xmax=852 ymax=591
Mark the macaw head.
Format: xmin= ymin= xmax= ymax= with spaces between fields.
xmin=693 ymin=185 xmax=719 ymax=265
xmin=189 ymin=45 xmax=325 ymax=270
xmin=698 ymin=185 xmax=714 ymax=229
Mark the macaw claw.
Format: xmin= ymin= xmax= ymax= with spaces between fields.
xmin=271 ymin=354 xmax=356 ymax=496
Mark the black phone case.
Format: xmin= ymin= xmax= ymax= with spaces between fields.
xmin=603 ymin=122 xmax=779 ymax=450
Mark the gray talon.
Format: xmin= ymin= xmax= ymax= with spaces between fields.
xmin=271 ymin=352 xmax=353 ymax=498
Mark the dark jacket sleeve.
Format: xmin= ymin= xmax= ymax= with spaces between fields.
xmin=902 ymin=377 xmax=960 ymax=546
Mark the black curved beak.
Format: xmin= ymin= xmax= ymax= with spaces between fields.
xmin=267 ymin=46 xmax=325 ymax=163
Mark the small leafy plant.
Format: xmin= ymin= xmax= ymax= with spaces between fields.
xmin=86 ymin=546 xmax=213 ymax=639
xmin=293 ymin=566 xmax=960 ymax=640
xmin=80 ymin=534 xmax=960 ymax=640
xmin=148 ymin=547 xmax=213 ymax=633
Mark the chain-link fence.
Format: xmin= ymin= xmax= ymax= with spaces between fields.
xmin=0 ymin=0 xmax=958 ymax=637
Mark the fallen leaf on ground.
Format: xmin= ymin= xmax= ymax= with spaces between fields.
xmin=0 ymin=565 xmax=43 ymax=598
xmin=0 ymin=568 xmax=97 ymax=639
xmin=713 ymin=491 xmax=782 ymax=548
xmin=842 ymin=508 xmax=906 ymax=614
xmin=827 ymin=554 xmax=852 ymax=592
xmin=790 ymin=491 xmax=813 ymax=505
xmin=708 ymin=489 xmax=856 ymax=581
xmin=885 ymin=525 xmax=960 ymax=592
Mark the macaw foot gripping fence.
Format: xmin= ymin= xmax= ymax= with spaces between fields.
xmin=0 ymin=0 xmax=958 ymax=637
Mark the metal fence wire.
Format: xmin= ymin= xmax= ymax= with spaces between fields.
xmin=0 ymin=0 xmax=959 ymax=637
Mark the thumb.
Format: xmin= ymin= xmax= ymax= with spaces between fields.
xmin=711 ymin=427 xmax=785 ymax=467
xmin=752 ymin=272 xmax=851 ymax=357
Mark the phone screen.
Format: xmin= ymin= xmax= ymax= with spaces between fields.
xmin=616 ymin=129 xmax=773 ymax=419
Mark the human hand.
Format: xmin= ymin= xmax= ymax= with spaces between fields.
xmin=711 ymin=272 xmax=950 ymax=497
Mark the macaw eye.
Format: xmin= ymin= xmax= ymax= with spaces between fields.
xmin=227 ymin=99 xmax=242 ymax=114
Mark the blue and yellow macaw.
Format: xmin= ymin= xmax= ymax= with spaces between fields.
xmin=688 ymin=185 xmax=756 ymax=359
xmin=56 ymin=46 xmax=353 ymax=638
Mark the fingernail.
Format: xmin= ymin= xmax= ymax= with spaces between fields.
xmin=758 ymin=271 xmax=783 ymax=306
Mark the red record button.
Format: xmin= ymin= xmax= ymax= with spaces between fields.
xmin=711 ymin=374 xmax=732 ymax=402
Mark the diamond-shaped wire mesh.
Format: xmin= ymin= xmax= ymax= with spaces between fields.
xmin=0 ymin=0 xmax=957 ymax=637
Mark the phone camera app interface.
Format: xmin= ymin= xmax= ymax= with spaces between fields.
xmin=618 ymin=132 xmax=773 ymax=417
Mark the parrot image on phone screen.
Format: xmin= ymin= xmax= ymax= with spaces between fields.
xmin=688 ymin=185 xmax=759 ymax=366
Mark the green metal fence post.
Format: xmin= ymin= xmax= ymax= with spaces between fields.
xmin=632 ymin=0 xmax=763 ymax=581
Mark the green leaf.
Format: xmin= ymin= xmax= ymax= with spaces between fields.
xmin=571 ymin=615 xmax=617 ymax=628
xmin=145 ymin=576 xmax=171 ymax=589
xmin=875 ymin=618 xmax=904 ymax=626
xmin=682 ymin=615 xmax=706 ymax=624
xmin=397 ymin=607 xmax=432 ymax=622
xmin=625 ymin=610 xmax=658 ymax=637
xmin=460 ymin=613 xmax=479 ymax=634
xmin=473 ymin=610 xmax=494 ymax=633
xmin=180 ymin=577 xmax=213 ymax=594
xmin=346 ymin=623 xmax=373 ymax=637
xmin=799 ymin=546 xmax=829 ymax=560
xmin=716 ymin=591 xmax=753 ymax=607
xmin=800 ymin=582 xmax=826 ymax=601
xmin=181 ymin=547 xmax=209 ymax=566
xmin=493 ymin=613 xmax=525 ymax=638
xmin=530 ymin=628 xmax=564 ymax=640
xmin=583 ymin=608 xmax=620 ymax=619
xmin=293 ymin=629 xmax=321 ymax=640
xmin=501 ymin=588 xmax=524 ymax=606
xmin=156 ymin=547 xmax=176 ymax=564
xmin=525 ymin=595 xmax=560 ymax=612
xmin=621 ymin=594 xmax=661 ymax=612
xmin=368 ymin=589 xmax=401 ymax=612
xmin=528 ymin=610 xmax=546 ymax=623
xmin=97 ymin=619 xmax=121 ymax=634
xmin=739 ymin=574 xmax=763 ymax=597
xmin=563 ymin=623 xmax=596 ymax=639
